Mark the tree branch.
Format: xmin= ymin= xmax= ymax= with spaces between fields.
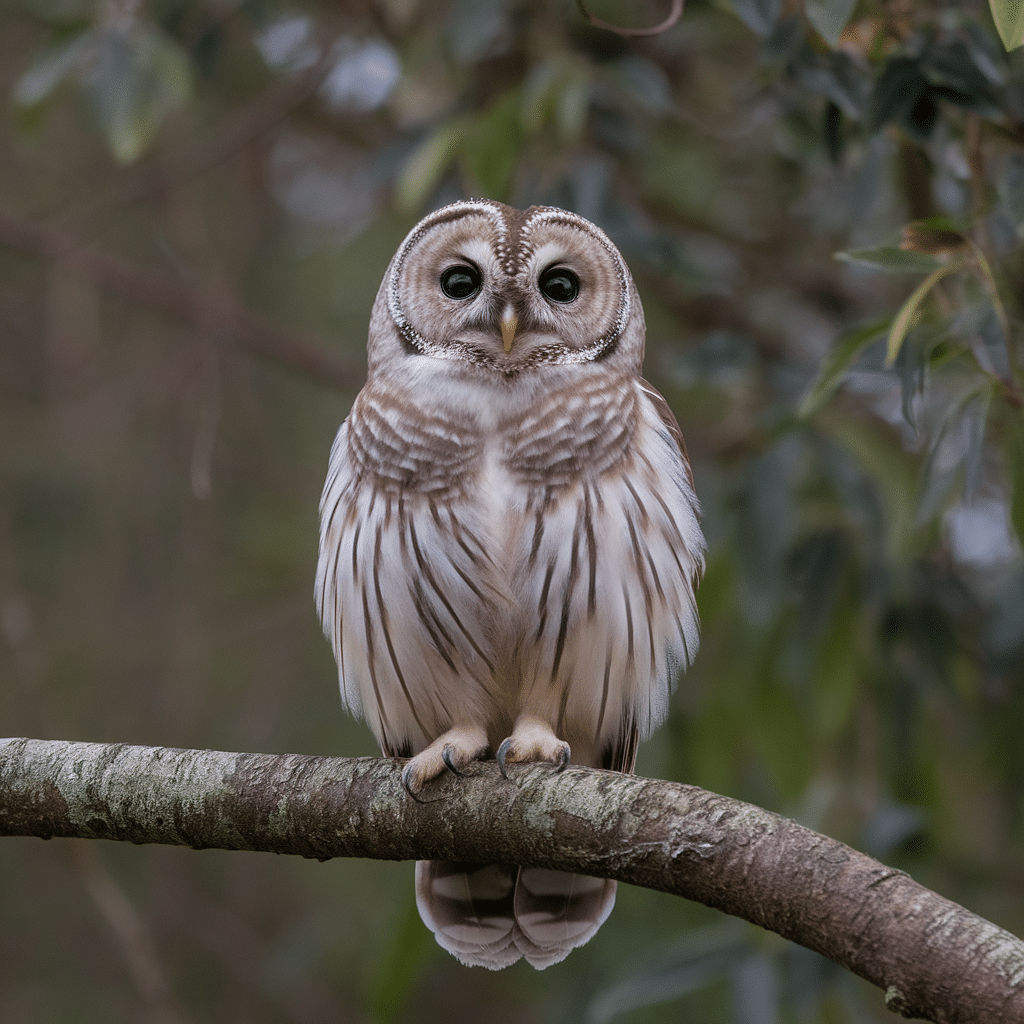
xmin=1 ymin=737 xmax=1022 ymax=1023
xmin=576 ymin=0 xmax=684 ymax=37
xmin=0 ymin=209 xmax=363 ymax=392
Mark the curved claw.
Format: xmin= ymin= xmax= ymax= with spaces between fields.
xmin=496 ymin=737 xmax=513 ymax=780
xmin=400 ymin=762 xmax=426 ymax=803
xmin=441 ymin=744 xmax=466 ymax=777
xmin=555 ymin=744 xmax=571 ymax=772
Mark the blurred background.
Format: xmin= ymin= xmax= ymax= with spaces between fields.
xmin=1 ymin=0 xmax=1023 ymax=1021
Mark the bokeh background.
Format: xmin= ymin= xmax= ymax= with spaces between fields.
xmin=1 ymin=0 xmax=1023 ymax=1021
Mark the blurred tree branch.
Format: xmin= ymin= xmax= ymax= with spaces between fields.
xmin=1 ymin=737 xmax=1021 ymax=1024
xmin=576 ymin=0 xmax=684 ymax=37
xmin=0 ymin=208 xmax=363 ymax=391
xmin=51 ymin=53 xmax=335 ymax=235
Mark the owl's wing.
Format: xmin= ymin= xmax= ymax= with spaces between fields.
xmin=638 ymin=376 xmax=696 ymax=492
xmin=316 ymin=389 xmax=514 ymax=759
xmin=502 ymin=379 xmax=693 ymax=970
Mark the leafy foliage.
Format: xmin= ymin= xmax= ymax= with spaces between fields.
xmin=0 ymin=1 xmax=1022 ymax=1022
xmin=990 ymin=0 xmax=1024 ymax=51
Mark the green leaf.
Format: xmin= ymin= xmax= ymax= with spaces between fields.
xmin=805 ymin=0 xmax=856 ymax=47
xmin=730 ymin=0 xmax=781 ymax=37
xmin=819 ymin=51 xmax=869 ymax=117
xmin=521 ymin=59 xmax=591 ymax=141
xmin=611 ymin=56 xmax=672 ymax=115
xmin=792 ymin=49 xmax=868 ymax=117
xmin=886 ymin=264 xmax=960 ymax=366
xmin=520 ymin=58 xmax=564 ymax=133
xmin=393 ymin=119 xmax=466 ymax=214
xmin=460 ymin=92 xmax=521 ymax=199
xmin=989 ymin=0 xmax=1024 ymax=51
xmin=920 ymin=389 xmax=996 ymax=513
xmin=13 ymin=25 xmax=190 ymax=162
xmin=963 ymin=391 xmax=992 ymax=500
xmin=85 ymin=27 xmax=191 ymax=164
xmin=920 ymin=40 xmax=999 ymax=113
xmin=967 ymin=242 xmax=1012 ymax=359
xmin=798 ymin=319 xmax=890 ymax=418
xmin=556 ymin=69 xmax=591 ymax=141
xmin=836 ymin=246 xmax=944 ymax=274
xmin=1006 ymin=413 xmax=1024 ymax=547
xmin=13 ymin=34 xmax=90 ymax=108
xmin=824 ymin=419 xmax=918 ymax=559
xmin=868 ymin=56 xmax=926 ymax=130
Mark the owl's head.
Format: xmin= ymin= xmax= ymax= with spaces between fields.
xmin=367 ymin=200 xmax=644 ymax=380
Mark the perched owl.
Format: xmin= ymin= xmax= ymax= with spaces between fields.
xmin=315 ymin=200 xmax=704 ymax=970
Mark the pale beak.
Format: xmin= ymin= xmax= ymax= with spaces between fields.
xmin=501 ymin=304 xmax=518 ymax=353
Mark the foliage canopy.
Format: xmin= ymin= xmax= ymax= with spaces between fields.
xmin=1 ymin=1 xmax=1023 ymax=1022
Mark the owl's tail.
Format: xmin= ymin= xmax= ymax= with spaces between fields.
xmin=415 ymin=860 xmax=616 ymax=970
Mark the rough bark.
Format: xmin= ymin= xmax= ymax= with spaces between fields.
xmin=1 ymin=737 xmax=1021 ymax=1023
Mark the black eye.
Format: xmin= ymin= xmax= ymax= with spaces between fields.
xmin=440 ymin=265 xmax=481 ymax=300
xmin=539 ymin=267 xmax=579 ymax=304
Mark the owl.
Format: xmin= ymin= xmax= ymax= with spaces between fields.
xmin=315 ymin=200 xmax=704 ymax=970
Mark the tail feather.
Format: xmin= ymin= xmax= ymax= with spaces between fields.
xmin=415 ymin=861 xmax=521 ymax=969
xmin=513 ymin=869 xmax=617 ymax=969
xmin=415 ymin=861 xmax=616 ymax=970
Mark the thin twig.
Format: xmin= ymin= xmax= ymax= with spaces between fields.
xmin=576 ymin=0 xmax=684 ymax=37
xmin=965 ymin=112 xmax=988 ymax=229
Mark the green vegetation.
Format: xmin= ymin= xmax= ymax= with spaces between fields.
xmin=0 ymin=1 xmax=1022 ymax=1021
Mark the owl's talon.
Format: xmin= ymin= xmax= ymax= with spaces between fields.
xmin=496 ymin=737 xmax=513 ymax=779
xmin=497 ymin=724 xmax=571 ymax=776
xmin=399 ymin=724 xmax=489 ymax=798
xmin=401 ymin=762 xmax=427 ymax=803
xmin=442 ymin=744 xmax=467 ymax=777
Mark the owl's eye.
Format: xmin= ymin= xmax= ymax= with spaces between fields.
xmin=440 ymin=265 xmax=482 ymax=300
xmin=539 ymin=268 xmax=580 ymax=304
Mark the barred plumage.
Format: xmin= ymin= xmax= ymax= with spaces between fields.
xmin=315 ymin=200 xmax=705 ymax=969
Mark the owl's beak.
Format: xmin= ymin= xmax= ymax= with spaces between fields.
xmin=501 ymin=305 xmax=518 ymax=353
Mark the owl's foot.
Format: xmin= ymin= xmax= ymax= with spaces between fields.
xmin=497 ymin=715 xmax=571 ymax=779
xmin=401 ymin=724 xmax=489 ymax=798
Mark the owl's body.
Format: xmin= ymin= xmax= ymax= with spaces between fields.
xmin=316 ymin=201 xmax=703 ymax=969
